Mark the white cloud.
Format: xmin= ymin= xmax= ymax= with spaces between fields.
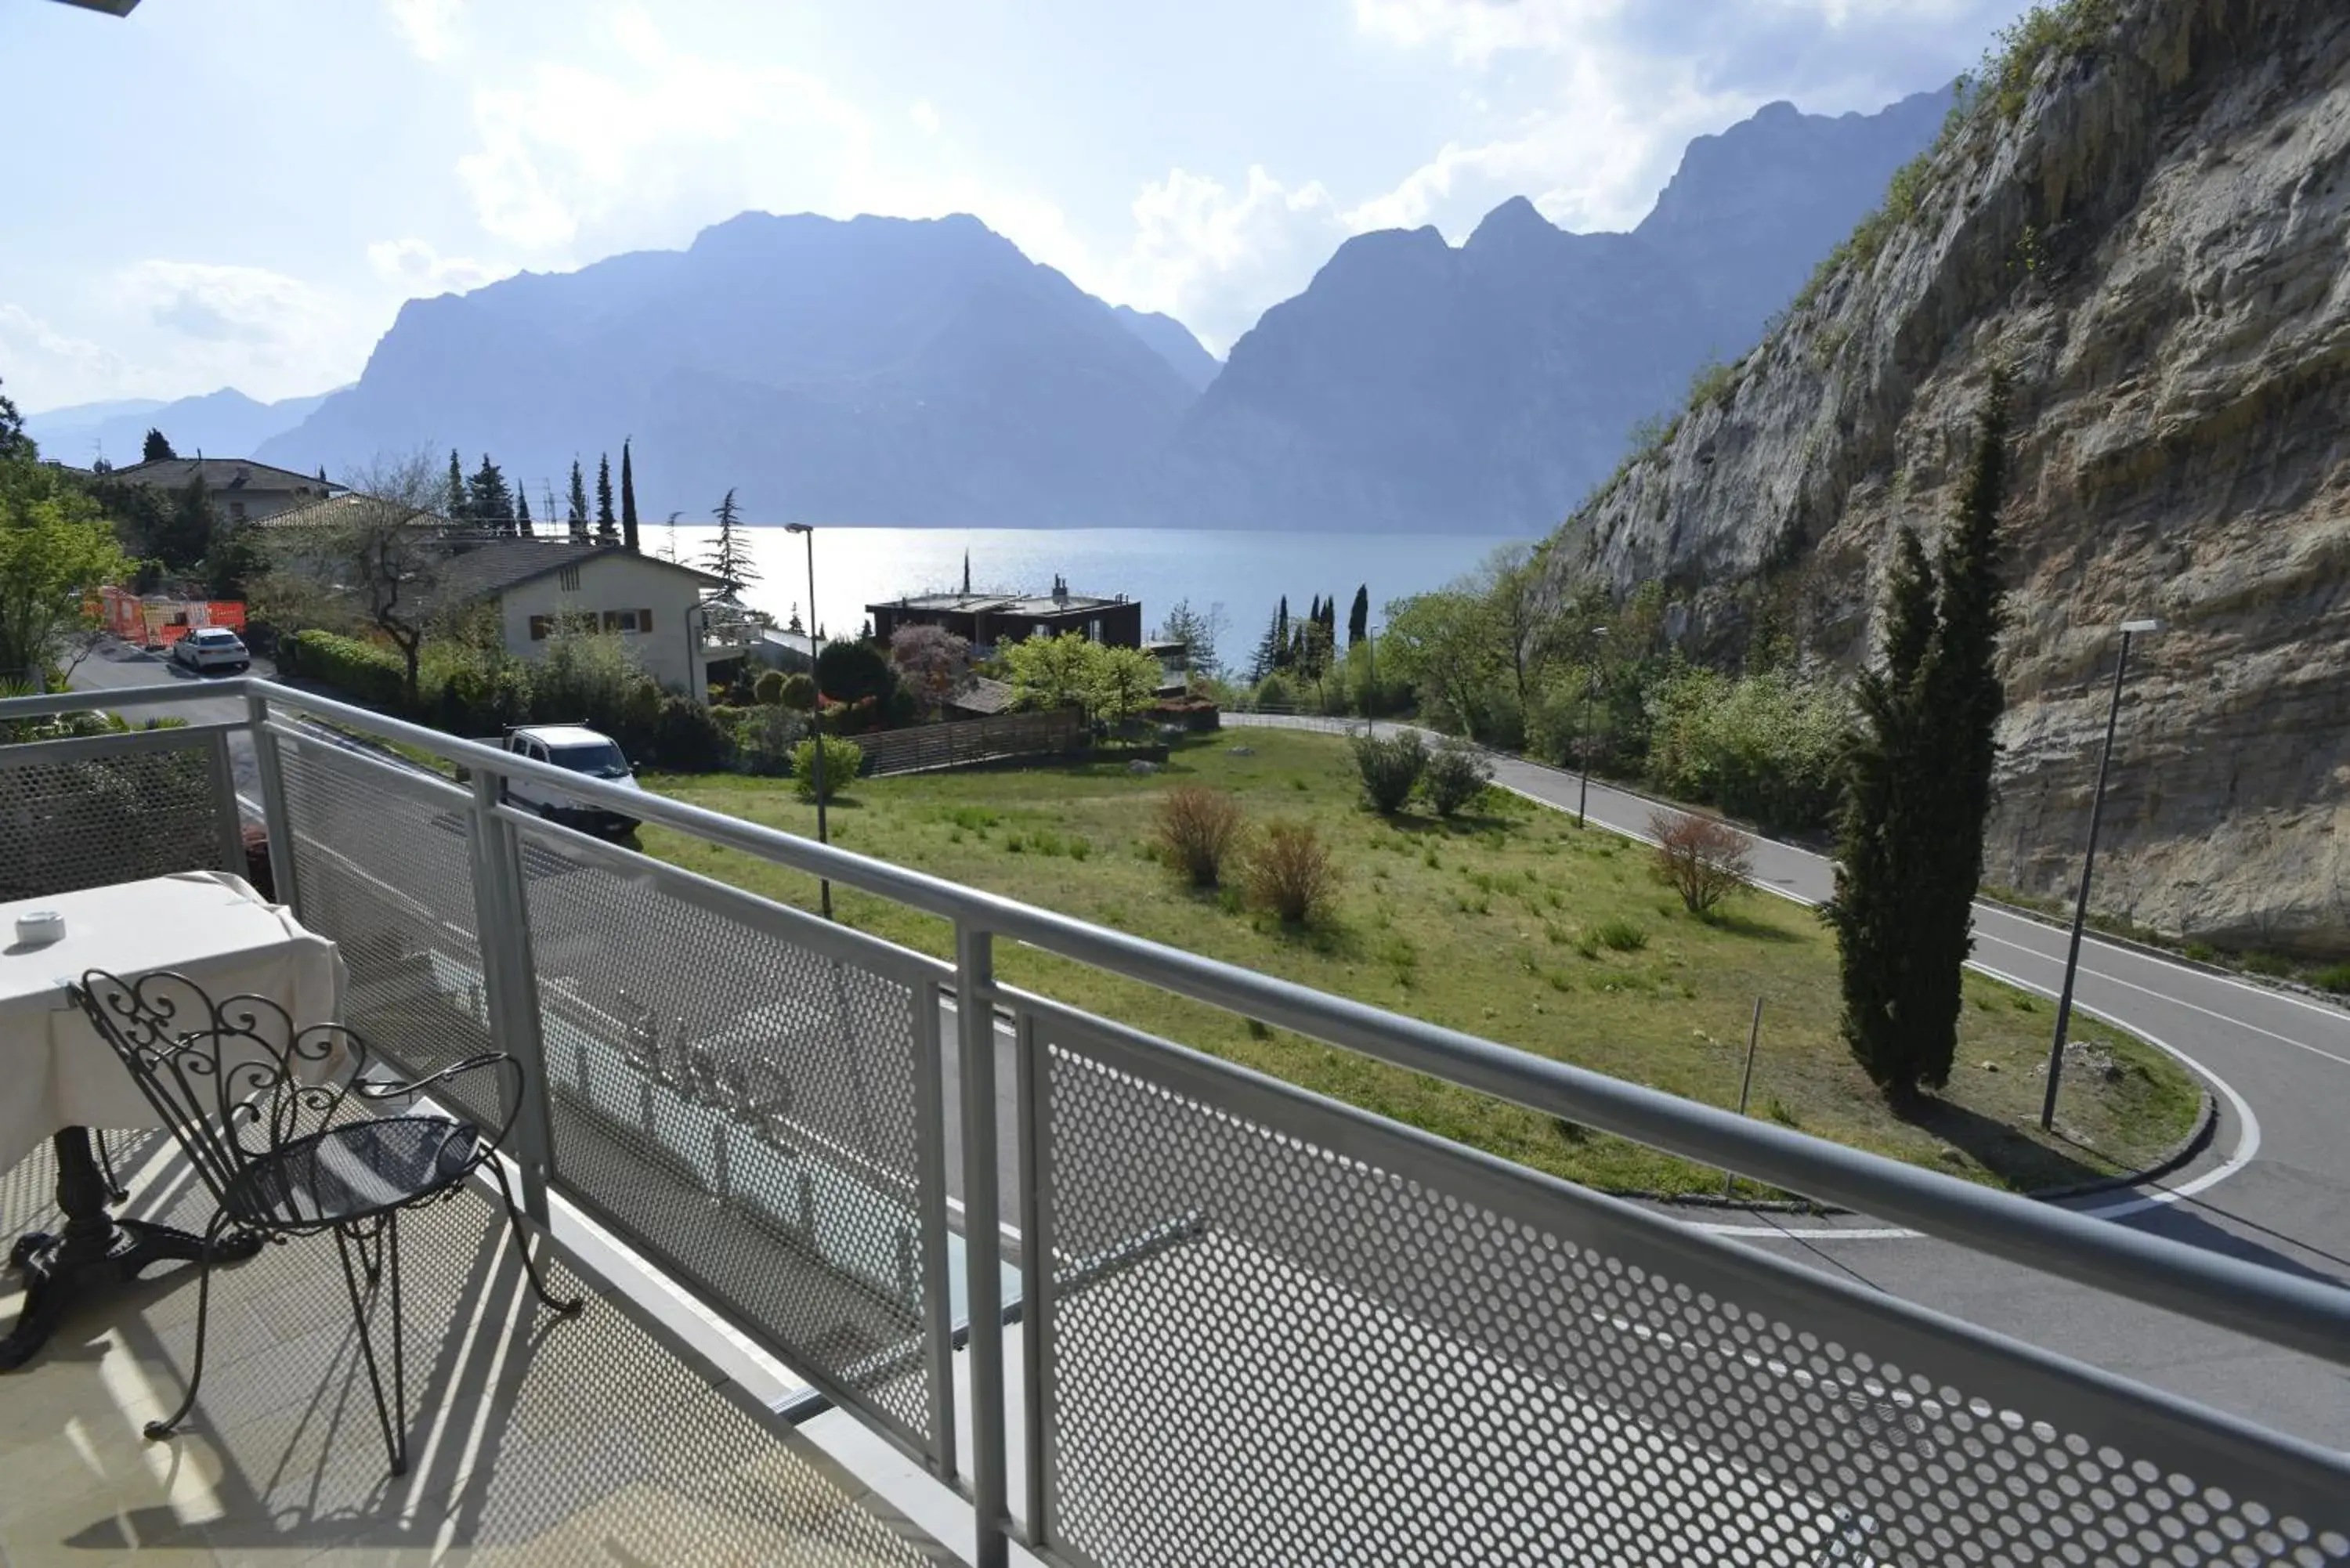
xmin=366 ymin=237 xmax=507 ymax=295
xmin=456 ymin=5 xmax=873 ymax=254
xmin=1089 ymin=167 xmax=1347 ymax=353
xmin=909 ymin=99 xmax=941 ymax=135
xmin=0 ymin=304 xmax=128 ymax=410
xmin=385 ymin=0 xmax=464 ymax=63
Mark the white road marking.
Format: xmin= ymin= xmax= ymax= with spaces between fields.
xmin=1973 ymin=929 xmax=2350 ymax=1071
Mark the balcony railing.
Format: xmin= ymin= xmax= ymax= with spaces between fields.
xmin=6 ymin=677 xmax=2350 ymax=1567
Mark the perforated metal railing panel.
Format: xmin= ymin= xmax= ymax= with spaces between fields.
xmin=513 ymin=820 xmax=949 ymax=1458
xmin=1022 ymin=1000 xmax=2350 ymax=1568
xmin=273 ymin=735 xmax=504 ymax=1130
xmin=0 ymin=733 xmax=231 ymax=901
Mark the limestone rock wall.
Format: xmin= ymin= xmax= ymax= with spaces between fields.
xmin=1547 ymin=0 xmax=2350 ymax=952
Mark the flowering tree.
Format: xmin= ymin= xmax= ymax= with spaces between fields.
xmin=889 ymin=623 xmax=971 ymax=716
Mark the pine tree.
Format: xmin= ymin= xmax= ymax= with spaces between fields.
xmin=566 ymin=460 xmax=589 ymax=544
xmin=595 ymin=453 xmax=618 ymax=543
xmin=467 ymin=454 xmax=513 ymax=534
xmin=516 ymin=485 xmax=533 ymax=536
xmin=446 ymin=450 xmax=469 ymax=522
xmin=1348 ymin=585 xmax=1370 ymax=647
xmin=703 ymin=489 xmax=757 ymax=590
xmin=620 ymin=439 xmax=640 ymax=551
xmin=143 ymin=428 xmax=176 ymax=463
xmin=1249 ymin=608 xmax=1283 ymax=683
xmin=316 ymin=464 xmax=330 ymax=486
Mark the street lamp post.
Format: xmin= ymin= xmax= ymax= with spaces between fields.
xmin=1576 ymin=626 xmax=1609 ymax=828
xmin=785 ymin=522 xmax=831 ymax=920
xmin=2041 ymin=618 xmax=2159 ymax=1131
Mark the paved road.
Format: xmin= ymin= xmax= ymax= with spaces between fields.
xmin=1228 ymin=712 xmax=2350 ymax=1444
xmin=67 ymin=638 xmax=270 ymax=799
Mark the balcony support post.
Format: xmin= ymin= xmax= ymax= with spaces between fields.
xmin=955 ymin=923 xmax=1010 ymax=1568
xmin=468 ymin=771 xmax=555 ymax=1224
xmin=1013 ymin=1005 xmax=1055 ymax=1548
xmin=244 ymin=688 xmax=302 ymax=919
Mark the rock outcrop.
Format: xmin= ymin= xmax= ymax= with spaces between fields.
xmin=1549 ymin=0 xmax=2350 ymax=953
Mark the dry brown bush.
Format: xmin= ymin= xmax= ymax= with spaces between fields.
xmin=1155 ymin=785 xmax=1247 ymax=887
xmin=1650 ymin=808 xmax=1754 ymax=916
xmin=1246 ymin=820 xmax=1340 ymax=925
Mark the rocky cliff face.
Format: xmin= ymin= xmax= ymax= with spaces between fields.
xmin=1549 ymin=0 xmax=2350 ymax=953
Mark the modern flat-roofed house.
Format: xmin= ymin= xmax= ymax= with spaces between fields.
xmin=866 ymin=576 xmax=1143 ymax=654
xmin=89 ymin=457 xmax=335 ymax=525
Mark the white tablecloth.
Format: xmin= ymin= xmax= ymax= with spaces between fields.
xmin=0 ymin=870 xmax=346 ymax=1175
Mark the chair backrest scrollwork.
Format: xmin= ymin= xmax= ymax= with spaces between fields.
xmin=69 ymin=968 xmax=367 ymax=1210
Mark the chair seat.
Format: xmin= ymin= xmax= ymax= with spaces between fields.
xmin=223 ymin=1116 xmax=482 ymax=1227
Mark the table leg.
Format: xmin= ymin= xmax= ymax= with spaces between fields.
xmin=1 ymin=1128 xmax=261 ymax=1371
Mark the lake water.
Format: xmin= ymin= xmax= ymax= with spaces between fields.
xmin=653 ymin=525 xmax=1532 ymax=667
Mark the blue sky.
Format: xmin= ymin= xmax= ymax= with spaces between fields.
xmin=1 ymin=0 xmax=2025 ymax=412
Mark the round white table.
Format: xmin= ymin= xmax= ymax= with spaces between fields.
xmin=1 ymin=870 xmax=344 ymax=1370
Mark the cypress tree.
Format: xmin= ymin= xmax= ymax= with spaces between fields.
xmin=595 ymin=453 xmax=618 ymax=543
xmin=1827 ymin=378 xmax=2011 ymax=1103
xmin=566 ymin=460 xmax=589 ymax=544
xmin=1348 ymin=585 xmax=1368 ymax=646
xmin=1273 ymin=595 xmax=1291 ymax=670
xmin=446 ymin=449 xmax=469 ymax=522
xmin=1826 ymin=526 xmax=1937 ymax=1100
xmin=516 ymin=484 xmax=533 ymax=536
xmin=316 ymin=464 xmax=330 ymax=486
xmin=1909 ymin=376 xmax=2012 ymax=1090
xmin=620 ymin=439 xmax=640 ymax=551
xmin=143 ymin=428 xmax=176 ymax=463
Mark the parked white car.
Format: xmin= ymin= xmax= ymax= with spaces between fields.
xmin=500 ymin=724 xmax=644 ymax=836
xmin=168 ymin=627 xmax=250 ymax=673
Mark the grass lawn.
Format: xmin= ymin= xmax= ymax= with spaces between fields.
xmin=639 ymin=728 xmax=2200 ymax=1198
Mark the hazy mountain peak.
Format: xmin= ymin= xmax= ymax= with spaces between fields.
xmin=1111 ymin=305 xmax=1220 ymax=392
xmin=1466 ymin=195 xmax=1556 ymax=250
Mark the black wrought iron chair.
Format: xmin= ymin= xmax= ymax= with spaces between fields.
xmin=68 ymin=968 xmax=583 ymax=1476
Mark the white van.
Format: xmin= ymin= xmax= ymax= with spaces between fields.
xmin=499 ymin=725 xmax=644 ymax=836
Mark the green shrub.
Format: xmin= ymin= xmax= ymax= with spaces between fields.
xmin=652 ymin=696 xmax=732 ymax=773
xmin=288 ymin=630 xmax=407 ymax=711
xmin=2182 ymin=940 xmax=2218 ymax=963
xmin=1253 ymin=674 xmax=1295 ymax=712
xmin=2312 ymin=963 xmax=2350 ymax=995
xmin=1593 ymin=917 xmax=1648 ymax=952
xmin=780 ymin=671 xmax=818 ymax=711
xmin=1351 ymin=729 xmax=1426 ymax=814
xmin=735 ymin=705 xmax=805 ymax=776
xmin=792 ymin=735 xmax=863 ymax=801
xmin=1420 ymin=737 xmax=1492 ymax=818
xmin=2243 ymin=951 xmax=2294 ymax=978
xmin=815 ymin=640 xmax=901 ymax=711
xmin=752 ymin=668 xmax=786 ymax=706
xmin=1644 ymin=667 xmax=1849 ymax=834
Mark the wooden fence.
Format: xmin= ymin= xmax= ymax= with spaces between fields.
xmin=856 ymin=708 xmax=1085 ymax=777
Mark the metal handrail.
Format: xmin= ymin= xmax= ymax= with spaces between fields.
xmin=9 ymin=674 xmax=2350 ymax=1371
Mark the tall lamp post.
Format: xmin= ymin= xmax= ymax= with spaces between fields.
xmin=784 ymin=522 xmax=831 ymax=920
xmin=1576 ymin=626 xmax=1609 ymax=828
xmin=2041 ymin=617 xmax=2159 ymax=1130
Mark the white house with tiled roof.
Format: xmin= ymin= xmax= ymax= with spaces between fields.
xmin=93 ymin=457 xmax=334 ymax=524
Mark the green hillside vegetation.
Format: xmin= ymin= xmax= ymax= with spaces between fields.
xmin=642 ymin=728 xmax=2198 ymax=1198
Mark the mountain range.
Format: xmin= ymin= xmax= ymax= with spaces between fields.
xmin=72 ymin=88 xmax=1946 ymax=533
xmin=27 ymin=386 xmax=334 ymax=468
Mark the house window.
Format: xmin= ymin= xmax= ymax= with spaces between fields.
xmin=1033 ymin=622 xmax=1049 ymax=639
xmin=228 ymin=500 xmax=247 ymax=522
xmin=558 ymin=565 xmax=581 ymax=591
xmin=602 ymin=608 xmax=654 ymax=634
xmin=528 ymin=615 xmax=551 ymax=641
xmin=1088 ymin=618 xmax=1102 ymax=641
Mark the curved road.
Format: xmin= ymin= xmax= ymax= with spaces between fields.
xmin=1228 ymin=713 xmax=2350 ymax=1447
